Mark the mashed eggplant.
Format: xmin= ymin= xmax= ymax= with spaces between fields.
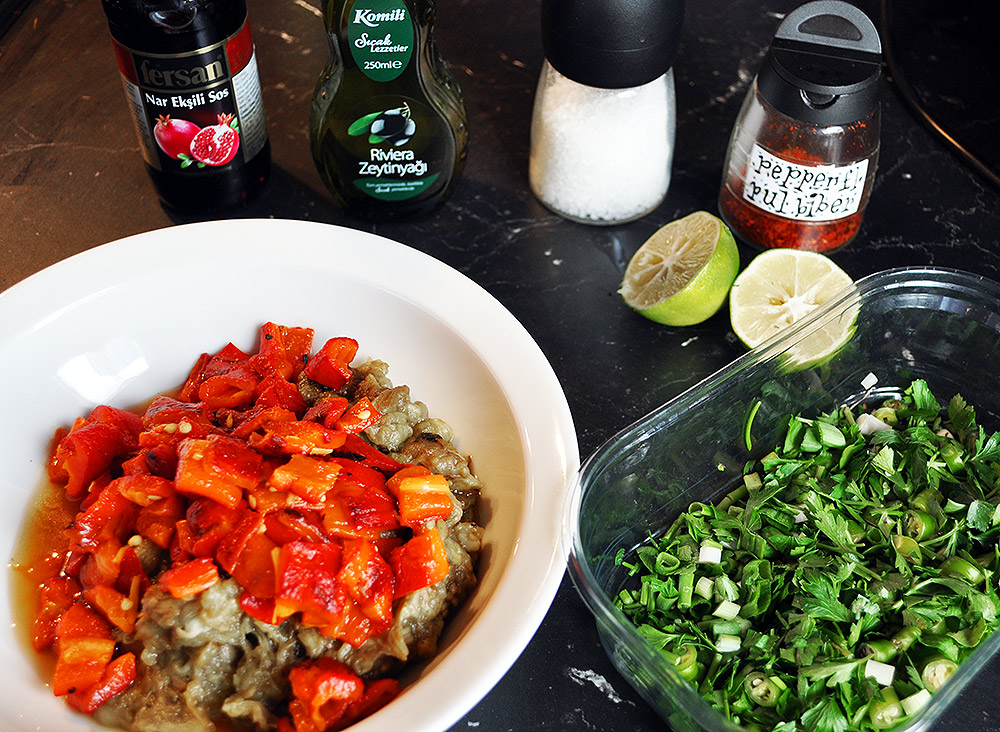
xmin=93 ymin=358 xmax=484 ymax=732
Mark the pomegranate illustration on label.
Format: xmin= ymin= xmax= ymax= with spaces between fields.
xmin=153 ymin=116 xmax=201 ymax=160
xmin=179 ymin=114 xmax=242 ymax=168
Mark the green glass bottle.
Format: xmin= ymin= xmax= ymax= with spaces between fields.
xmin=310 ymin=0 xmax=469 ymax=219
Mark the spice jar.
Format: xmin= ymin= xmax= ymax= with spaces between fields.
xmin=718 ymin=0 xmax=882 ymax=252
xmin=529 ymin=0 xmax=684 ymax=225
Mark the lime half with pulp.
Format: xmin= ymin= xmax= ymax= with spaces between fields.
xmin=729 ymin=248 xmax=857 ymax=367
xmin=619 ymin=211 xmax=740 ymax=326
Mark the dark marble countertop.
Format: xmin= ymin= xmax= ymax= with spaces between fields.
xmin=2 ymin=0 xmax=1000 ymax=730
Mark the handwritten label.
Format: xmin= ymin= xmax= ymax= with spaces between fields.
xmin=742 ymin=145 xmax=868 ymax=222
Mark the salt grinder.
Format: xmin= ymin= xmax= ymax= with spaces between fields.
xmin=529 ymin=0 xmax=685 ymax=225
xmin=718 ymin=0 xmax=882 ymax=252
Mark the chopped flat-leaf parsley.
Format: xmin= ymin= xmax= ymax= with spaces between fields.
xmin=614 ymin=380 xmax=1000 ymax=731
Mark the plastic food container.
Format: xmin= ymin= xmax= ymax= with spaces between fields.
xmin=566 ymin=266 xmax=1000 ymax=732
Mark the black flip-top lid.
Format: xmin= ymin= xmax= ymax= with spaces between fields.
xmin=540 ymin=0 xmax=684 ymax=89
xmin=758 ymin=0 xmax=882 ymax=125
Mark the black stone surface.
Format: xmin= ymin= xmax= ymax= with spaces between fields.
xmin=2 ymin=0 xmax=1000 ymax=731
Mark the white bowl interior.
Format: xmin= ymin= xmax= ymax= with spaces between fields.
xmin=0 ymin=219 xmax=578 ymax=732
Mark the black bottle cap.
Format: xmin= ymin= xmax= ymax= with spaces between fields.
xmin=540 ymin=0 xmax=685 ymax=89
xmin=757 ymin=0 xmax=882 ymax=125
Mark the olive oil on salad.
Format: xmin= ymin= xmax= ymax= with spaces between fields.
xmin=310 ymin=0 xmax=469 ymax=219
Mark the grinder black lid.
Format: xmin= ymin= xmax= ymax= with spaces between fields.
xmin=758 ymin=0 xmax=882 ymax=125
xmin=540 ymin=0 xmax=685 ymax=89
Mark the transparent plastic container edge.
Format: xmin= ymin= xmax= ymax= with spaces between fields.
xmin=565 ymin=266 xmax=1000 ymax=732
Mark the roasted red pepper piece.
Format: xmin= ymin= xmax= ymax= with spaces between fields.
xmin=249 ymin=420 xmax=347 ymax=457
xmin=114 ymin=473 xmax=175 ymax=506
xmin=50 ymin=422 xmax=125 ymax=500
xmin=159 ymin=556 xmax=221 ymax=599
xmin=229 ymin=530 xmax=278 ymax=599
xmin=33 ymin=576 xmax=81 ymax=652
xmin=333 ymin=398 xmax=381 ymax=434
xmin=390 ymin=527 xmax=450 ymax=597
xmin=288 ymin=657 xmax=364 ymax=732
xmin=239 ymin=591 xmax=289 ymax=626
xmin=67 ymin=481 xmax=135 ymax=552
xmin=232 ymin=405 xmax=298 ymax=440
xmin=83 ymin=584 xmax=137 ymax=634
xmin=338 ymin=538 xmax=394 ymax=633
xmin=322 ymin=480 xmax=399 ymax=540
xmin=52 ymin=602 xmax=116 ymax=696
xmin=255 ymin=375 xmax=308 ymax=412
xmin=334 ymin=678 xmax=400 ymax=731
xmin=303 ymin=395 xmax=350 ymax=429
xmin=215 ymin=508 xmax=265 ymax=574
xmin=114 ymin=544 xmax=151 ymax=598
xmin=386 ymin=465 xmax=455 ymax=528
xmin=302 ymin=337 xmax=359 ymax=390
xmin=268 ymin=454 xmax=342 ymax=504
xmin=262 ymin=510 xmax=326 ymax=547
xmin=77 ymin=538 xmax=126 ymax=590
xmin=136 ymin=493 xmax=185 ymax=549
xmin=274 ymin=541 xmax=347 ymax=629
xmin=66 ymin=651 xmax=136 ymax=713
xmin=175 ymin=435 xmax=262 ymax=509
xmin=176 ymin=497 xmax=243 ymax=557
xmin=336 ymin=433 xmax=404 ymax=473
xmin=249 ymin=322 xmax=314 ymax=380
xmin=199 ymin=361 xmax=259 ymax=408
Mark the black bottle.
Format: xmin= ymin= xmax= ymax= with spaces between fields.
xmin=101 ymin=0 xmax=271 ymax=213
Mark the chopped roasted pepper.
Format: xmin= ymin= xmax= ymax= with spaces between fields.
xmin=333 ymin=398 xmax=381 ymax=434
xmin=158 ymin=556 xmax=221 ymax=599
xmin=269 ymin=454 xmax=343 ymax=504
xmin=386 ymin=466 xmax=454 ymax=528
xmin=302 ymin=337 xmax=358 ymax=390
xmin=390 ymin=527 xmax=450 ymax=597
xmin=52 ymin=602 xmax=116 ymax=696
xmin=288 ymin=657 xmax=364 ymax=732
xmin=33 ymin=576 xmax=81 ymax=651
xmin=66 ymin=651 xmax=136 ymax=713
xmin=175 ymin=435 xmax=262 ymax=509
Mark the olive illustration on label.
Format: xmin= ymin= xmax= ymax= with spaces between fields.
xmin=348 ymin=104 xmax=416 ymax=147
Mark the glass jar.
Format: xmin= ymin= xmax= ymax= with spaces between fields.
xmin=719 ymin=0 xmax=882 ymax=252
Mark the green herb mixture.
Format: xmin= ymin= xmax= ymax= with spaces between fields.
xmin=615 ymin=380 xmax=1000 ymax=732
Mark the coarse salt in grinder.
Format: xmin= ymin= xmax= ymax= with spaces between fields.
xmin=529 ymin=0 xmax=684 ymax=225
xmin=718 ymin=0 xmax=882 ymax=252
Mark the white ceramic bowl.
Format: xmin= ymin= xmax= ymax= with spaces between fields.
xmin=0 ymin=219 xmax=579 ymax=732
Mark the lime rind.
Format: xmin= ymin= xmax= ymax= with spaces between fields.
xmin=620 ymin=211 xmax=741 ymax=327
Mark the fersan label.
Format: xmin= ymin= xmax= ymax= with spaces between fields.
xmin=348 ymin=0 xmax=414 ymax=82
xmin=111 ymin=20 xmax=267 ymax=172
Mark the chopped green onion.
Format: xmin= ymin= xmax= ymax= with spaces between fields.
xmin=713 ymin=600 xmax=741 ymax=620
xmin=715 ymin=633 xmax=741 ymax=653
xmin=699 ymin=543 xmax=723 ymax=564
xmin=864 ymin=658 xmax=896 ymax=686
xmin=901 ymin=688 xmax=932 ymax=716
xmin=694 ymin=576 xmax=714 ymax=599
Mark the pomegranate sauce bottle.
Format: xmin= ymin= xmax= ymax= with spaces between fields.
xmin=101 ymin=0 xmax=271 ymax=213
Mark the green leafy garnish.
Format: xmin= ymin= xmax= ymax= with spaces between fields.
xmin=615 ymin=379 xmax=1000 ymax=731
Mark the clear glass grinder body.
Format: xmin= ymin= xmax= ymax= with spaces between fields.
xmin=309 ymin=0 xmax=469 ymax=220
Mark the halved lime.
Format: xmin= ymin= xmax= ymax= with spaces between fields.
xmin=619 ymin=211 xmax=740 ymax=326
xmin=729 ymin=249 xmax=857 ymax=366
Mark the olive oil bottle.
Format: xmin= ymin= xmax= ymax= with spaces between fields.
xmin=309 ymin=0 xmax=469 ymax=219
